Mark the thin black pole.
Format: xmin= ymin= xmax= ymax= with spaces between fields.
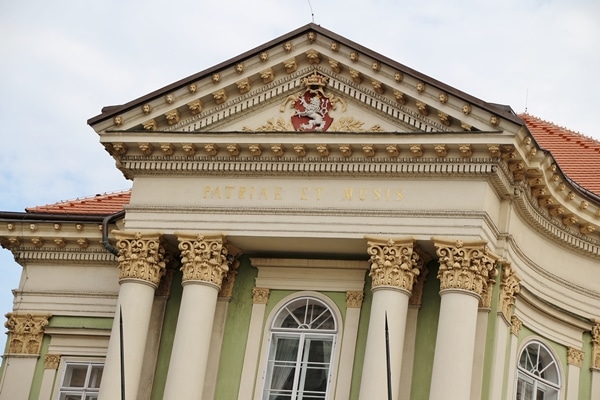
xmin=120 ymin=306 xmax=125 ymax=400
xmin=385 ymin=312 xmax=392 ymax=400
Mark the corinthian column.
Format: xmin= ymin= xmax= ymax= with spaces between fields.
xmin=429 ymin=239 xmax=499 ymax=400
xmin=163 ymin=233 xmax=231 ymax=400
xmin=359 ymin=237 xmax=423 ymax=400
xmin=99 ymin=231 xmax=166 ymax=400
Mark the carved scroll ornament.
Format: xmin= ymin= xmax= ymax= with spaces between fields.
xmin=114 ymin=231 xmax=166 ymax=287
xmin=366 ymin=237 xmax=423 ymax=293
xmin=5 ymin=313 xmax=49 ymax=355
xmin=177 ymin=233 xmax=230 ymax=289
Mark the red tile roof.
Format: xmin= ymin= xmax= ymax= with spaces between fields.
xmin=25 ymin=114 xmax=600 ymax=215
xmin=25 ymin=190 xmax=131 ymax=215
xmin=519 ymin=113 xmax=600 ymax=196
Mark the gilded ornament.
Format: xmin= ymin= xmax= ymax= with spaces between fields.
xmin=434 ymin=144 xmax=448 ymax=158
xmin=307 ymin=31 xmax=317 ymax=42
xmin=293 ymin=144 xmax=307 ymax=157
xmin=114 ymin=231 xmax=166 ymax=287
xmin=249 ymin=144 xmax=262 ymax=157
xmin=562 ymin=215 xmax=578 ymax=225
xmin=165 ymin=110 xmax=180 ymax=125
xmin=487 ymin=145 xmax=501 ymax=158
xmin=409 ymin=144 xmax=423 ymax=158
xmin=212 ymin=73 xmax=221 ymax=83
xmin=459 ymin=144 xmax=473 ymax=158
xmin=160 ymin=143 xmax=175 ymax=156
xmin=7 ymin=223 xmax=14 ymax=231
xmin=580 ymin=224 xmax=596 ymax=235
xmin=283 ymin=42 xmax=293 ymax=52
xmin=349 ymin=69 xmax=362 ymax=84
xmin=499 ymin=261 xmax=520 ymax=321
xmin=416 ymin=82 xmax=425 ymax=93
xmin=462 ymin=104 xmax=472 ymax=115
xmin=284 ymin=58 xmax=297 ymax=74
xmin=259 ymin=51 xmax=269 ymax=62
xmin=532 ymin=187 xmax=547 ymax=198
xmin=346 ymin=291 xmax=364 ymax=308
xmin=76 ymin=238 xmax=89 ymax=248
xmin=557 ymin=183 xmax=566 ymax=192
xmin=204 ymin=144 xmax=219 ymax=156
xmin=165 ymin=94 xmax=175 ymax=104
xmin=329 ymin=59 xmax=342 ymax=74
xmin=45 ymin=354 xmax=61 ymax=370
xmin=415 ymin=101 xmax=428 ymax=116
xmin=349 ymin=51 xmax=359 ymax=62
xmin=226 ymin=144 xmax=240 ymax=156
xmin=188 ymin=100 xmax=203 ymax=115
xmin=510 ymin=315 xmax=522 ymax=336
xmin=394 ymin=72 xmax=403 ymax=82
xmin=252 ymin=287 xmax=270 ymax=304
xmin=330 ymin=42 xmax=340 ymax=52
xmin=527 ymin=148 xmax=537 ymax=159
xmin=306 ymin=49 xmax=320 ymax=64
xmin=362 ymin=145 xmax=376 ymax=157
xmin=366 ymin=237 xmax=424 ymax=292
xmin=592 ymin=322 xmax=600 ymax=369
xmin=182 ymin=144 xmax=196 ymax=156
xmin=53 ymin=223 xmax=61 ymax=231
xmin=433 ymin=238 xmax=500 ymax=298
xmin=260 ymin=68 xmax=275 ymax=84
xmin=438 ymin=111 xmax=451 ymax=126
xmin=177 ymin=233 xmax=230 ymax=288
xmin=523 ymin=137 xmax=532 ymax=145
xmin=113 ymin=116 xmax=123 ymax=126
xmin=237 ymin=78 xmax=251 ymax=95
xmin=143 ymin=119 xmax=157 ymax=131
xmin=213 ymin=89 xmax=227 ymax=105
xmin=270 ymin=144 xmax=285 ymax=157
xmin=339 ymin=144 xmax=352 ymax=157
xmin=371 ymin=80 xmax=384 ymax=94
xmin=54 ymin=238 xmax=66 ymax=248
xmin=579 ymin=201 xmax=589 ymax=210
xmin=461 ymin=123 xmax=473 ymax=131
xmin=567 ymin=192 xmax=576 ymax=201
xmin=393 ymin=90 xmax=406 ymax=105
xmin=235 ymin=63 xmax=245 ymax=74
xmin=4 ymin=313 xmax=49 ymax=355
xmin=30 ymin=224 xmax=37 ymax=232
xmin=372 ymin=62 xmax=381 ymax=72
xmin=112 ymin=142 xmax=128 ymax=155
xmin=551 ymin=174 xmax=560 ymax=182
xmin=567 ymin=348 xmax=584 ymax=367
xmin=549 ymin=206 xmax=565 ymax=217
xmin=490 ymin=115 xmax=500 ymax=125
xmin=438 ymin=93 xmax=448 ymax=103
xmin=31 ymin=237 xmax=43 ymax=247
xmin=7 ymin=237 xmax=20 ymax=247
xmin=188 ymin=83 xmax=197 ymax=93
xmin=386 ymin=145 xmax=400 ymax=157
xmin=138 ymin=143 xmax=153 ymax=155
xmin=142 ymin=103 xmax=152 ymax=114
xmin=316 ymin=144 xmax=330 ymax=157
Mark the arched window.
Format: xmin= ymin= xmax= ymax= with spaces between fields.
xmin=516 ymin=341 xmax=561 ymax=400
xmin=263 ymin=297 xmax=337 ymax=400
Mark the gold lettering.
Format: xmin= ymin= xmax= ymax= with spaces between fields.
xmin=359 ymin=188 xmax=367 ymax=201
xmin=344 ymin=188 xmax=353 ymax=200
xmin=374 ymin=188 xmax=381 ymax=201
xmin=224 ymin=186 xmax=234 ymax=199
xmin=259 ymin=187 xmax=268 ymax=200
xmin=386 ymin=188 xmax=391 ymax=201
xmin=300 ymin=187 xmax=309 ymax=200
xmin=315 ymin=187 xmax=323 ymax=200
xmin=212 ymin=186 xmax=221 ymax=199
xmin=248 ymin=187 xmax=255 ymax=199
xmin=238 ymin=186 xmax=246 ymax=199
xmin=396 ymin=189 xmax=403 ymax=201
xmin=274 ymin=187 xmax=283 ymax=200
xmin=203 ymin=186 xmax=212 ymax=199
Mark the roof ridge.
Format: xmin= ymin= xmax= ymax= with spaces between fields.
xmin=519 ymin=113 xmax=600 ymax=146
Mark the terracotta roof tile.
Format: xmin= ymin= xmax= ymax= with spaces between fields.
xmin=520 ymin=113 xmax=600 ymax=196
xmin=26 ymin=190 xmax=131 ymax=215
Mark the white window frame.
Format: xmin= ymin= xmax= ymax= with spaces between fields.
xmin=258 ymin=293 xmax=343 ymax=400
xmin=54 ymin=357 xmax=104 ymax=400
xmin=515 ymin=340 xmax=561 ymax=400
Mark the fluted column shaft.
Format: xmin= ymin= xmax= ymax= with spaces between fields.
xmin=429 ymin=239 xmax=498 ymax=400
xmin=359 ymin=237 xmax=423 ymax=400
xmin=99 ymin=231 xmax=166 ymax=400
xmin=163 ymin=233 xmax=231 ymax=400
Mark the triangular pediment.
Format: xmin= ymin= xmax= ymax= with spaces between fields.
xmin=89 ymin=24 xmax=521 ymax=136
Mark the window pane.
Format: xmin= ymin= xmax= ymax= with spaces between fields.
xmin=64 ymin=365 xmax=88 ymax=387
xmin=89 ymin=365 xmax=103 ymax=388
xmin=59 ymin=394 xmax=83 ymax=400
xmin=85 ymin=395 xmax=99 ymax=400
xmin=273 ymin=337 xmax=299 ymax=362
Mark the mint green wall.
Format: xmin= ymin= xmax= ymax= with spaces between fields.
xmin=579 ymin=331 xmax=592 ymax=399
xmin=410 ymin=260 xmax=441 ymax=400
xmin=213 ymin=256 xmax=256 ymax=399
xmin=151 ymin=269 xmax=183 ymax=400
xmin=28 ymin=335 xmax=50 ymax=400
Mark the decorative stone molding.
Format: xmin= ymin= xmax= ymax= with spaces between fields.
xmin=213 ymin=89 xmax=227 ymax=105
xmin=177 ymin=233 xmax=230 ymax=289
xmin=416 ymin=82 xmax=426 ymax=93
xmin=114 ymin=231 xmax=166 ymax=287
xmin=237 ymin=78 xmax=251 ymax=95
xmin=160 ymin=143 xmax=175 ymax=156
xmin=4 ymin=313 xmax=50 ymax=355
xmin=499 ymin=261 xmax=521 ymax=322
xmin=218 ymin=242 xmax=243 ymax=298
xmin=415 ymin=101 xmax=428 ymax=116
xmin=45 ymin=353 xmax=61 ymax=369
xmin=348 ymin=69 xmax=361 ymax=84
xmin=261 ymin=68 xmax=275 ymax=84
xmin=366 ymin=237 xmax=424 ymax=293
xmin=592 ymin=323 xmax=600 ymax=370
xmin=567 ymin=347 xmax=584 ymax=367
xmin=252 ymin=287 xmax=270 ymax=304
xmin=433 ymin=238 xmax=499 ymax=298
xmin=284 ymin=58 xmax=297 ymax=74
xmin=329 ymin=59 xmax=342 ymax=74
xmin=409 ymin=265 xmax=429 ymax=306
xmin=346 ymin=291 xmax=364 ymax=308
xmin=165 ymin=110 xmax=180 ymax=125
xmin=143 ymin=119 xmax=157 ymax=131
xmin=394 ymin=72 xmax=403 ymax=82
xmin=188 ymin=100 xmax=203 ymax=115
xmin=371 ymin=80 xmax=384 ymax=94
xmin=306 ymin=49 xmax=320 ymax=64
xmin=510 ymin=315 xmax=522 ymax=337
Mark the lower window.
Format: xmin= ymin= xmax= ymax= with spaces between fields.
xmin=58 ymin=362 xmax=104 ymax=400
xmin=515 ymin=341 xmax=560 ymax=400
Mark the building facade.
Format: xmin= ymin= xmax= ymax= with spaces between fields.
xmin=1 ymin=24 xmax=599 ymax=400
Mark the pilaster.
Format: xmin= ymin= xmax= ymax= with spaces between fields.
xmin=591 ymin=323 xmax=600 ymax=399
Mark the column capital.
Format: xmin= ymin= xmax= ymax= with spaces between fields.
xmin=510 ymin=315 xmax=522 ymax=337
xmin=366 ymin=236 xmax=423 ymax=292
xmin=592 ymin=322 xmax=600 ymax=370
xmin=499 ymin=261 xmax=521 ymax=321
xmin=567 ymin=347 xmax=584 ymax=368
xmin=113 ymin=231 xmax=166 ymax=288
xmin=4 ymin=313 xmax=50 ymax=355
xmin=346 ymin=291 xmax=364 ymax=308
xmin=177 ymin=233 xmax=230 ymax=289
xmin=433 ymin=238 xmax=500 ymax=298
xmin=252 ymin=287 xmax=270 ymax=304
xmin=45 ymin=354 xmax=61 ymax=369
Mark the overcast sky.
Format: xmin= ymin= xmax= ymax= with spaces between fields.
xmin=1 ymin=0 xmax=599 ymax=316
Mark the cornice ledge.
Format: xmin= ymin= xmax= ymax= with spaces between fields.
xmin=13 ymin=248 xmax=117 ymax=265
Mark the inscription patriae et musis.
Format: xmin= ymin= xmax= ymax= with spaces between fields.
xmin=202 ymin=185 xmax=404 ymax=202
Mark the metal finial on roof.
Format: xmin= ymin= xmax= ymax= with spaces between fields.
xmin=307 ymin=0 xmax=315 ymax=23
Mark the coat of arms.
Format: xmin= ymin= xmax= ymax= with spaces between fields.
xmin=281 ymin=71 xmax=346 ymax=132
